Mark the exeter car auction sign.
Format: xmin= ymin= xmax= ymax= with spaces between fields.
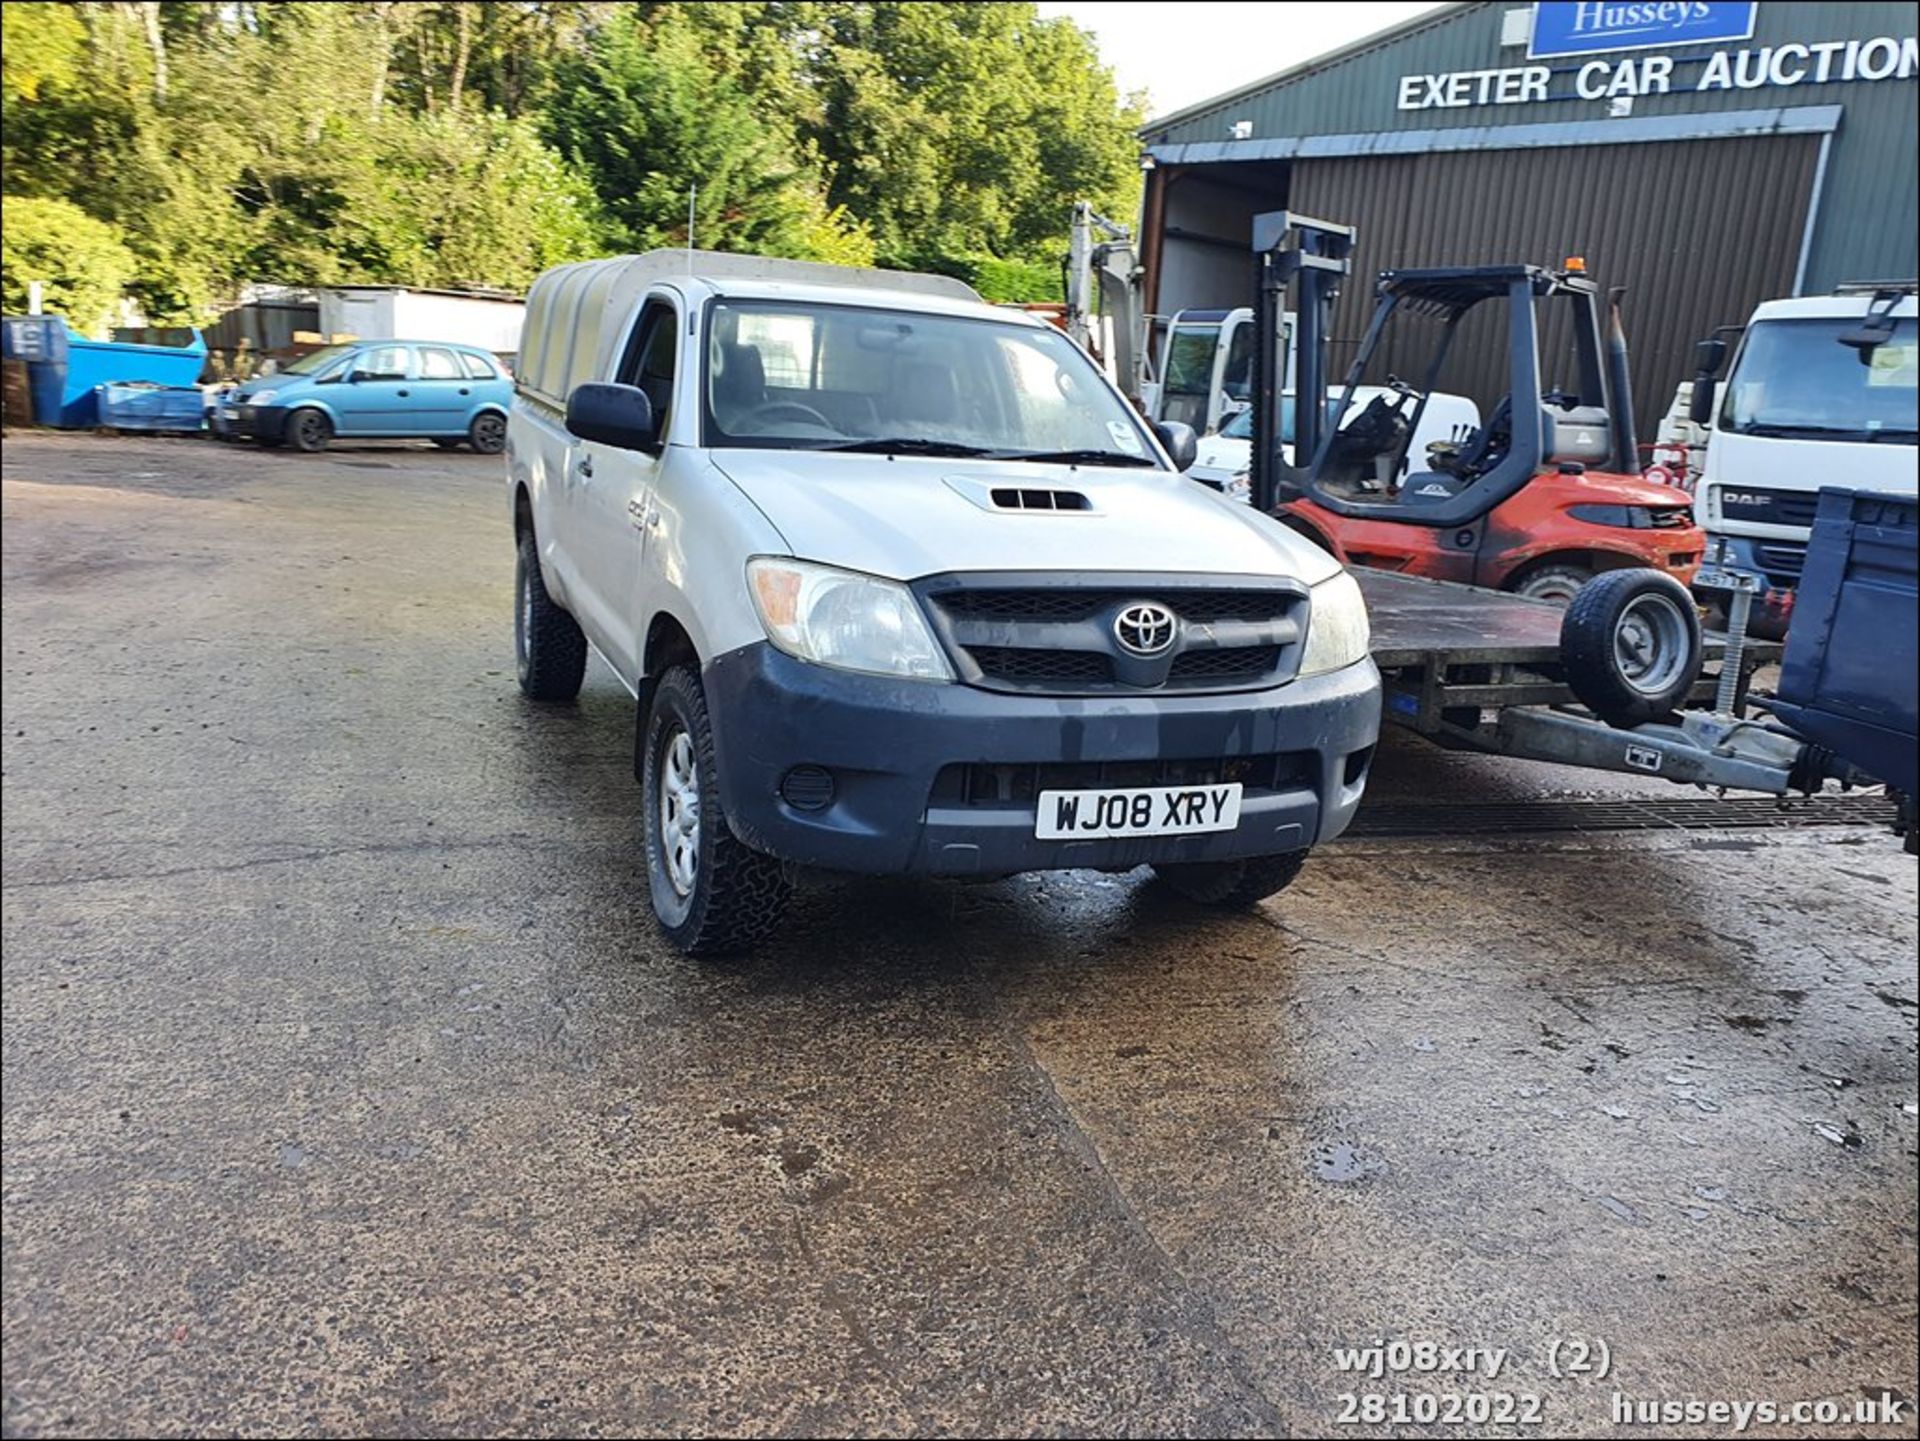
xmin=1528 ymin=2 xmax=1756 ymax=59
xmin=1397 ymin=8 xmax=1916 ymax=111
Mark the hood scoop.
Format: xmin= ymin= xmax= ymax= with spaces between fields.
xmin=944 ymin=475 xmax=1098 ymax=515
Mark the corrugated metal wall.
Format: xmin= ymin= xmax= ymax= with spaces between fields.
xmin=1288 ymin=133 xmax=1823 ymax=434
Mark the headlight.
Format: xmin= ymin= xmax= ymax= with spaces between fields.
xmin=1298 ymin=569 xmax=1370 ymax=677
xmin=249 ymin=389 xmax=278 ymax=405
xmin=746 ymin=558 xmax=954 ymax=681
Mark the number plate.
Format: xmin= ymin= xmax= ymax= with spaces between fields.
xmin=1035 ymin=783 xmax=1243 ymax=840
xmin=220 ymin=407 xmax=240 ymax=420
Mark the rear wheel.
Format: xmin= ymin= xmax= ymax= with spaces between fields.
xmin=642 ymin=665 xmax=791 ymax=955
xmin=1560 ymin=568 xmax=1703 ymax=727
xmin=1511 ymin=562 xmax=1592 ymax=605
xmin=514 ymin=528 xmax=586 ymax=701
xmin=286 ymin=407 xmax=332 ymax=453
xmin=1153 ymin=850 xmax=1307 ymax=908
xmin=468 ymin=411 xmax=507 ymax=455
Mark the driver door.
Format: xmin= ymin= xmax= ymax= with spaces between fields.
xmin=565 ymin=297 xmax=677 ymax=681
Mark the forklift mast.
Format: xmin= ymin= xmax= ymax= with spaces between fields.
xmin=1249 ymin=210 xmax=1641 ymax=527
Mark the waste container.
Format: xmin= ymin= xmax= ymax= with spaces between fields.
xmin=2 ymin=315 xmax=71 ymax=427
xmin=95 ymin=382 xmax=207 ymax=432
xmin=0 ymin=315 xmax=207 ymax=427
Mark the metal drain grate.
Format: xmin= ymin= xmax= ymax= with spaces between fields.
xmin=1344 ymin=793 xmax=1899 ymax=839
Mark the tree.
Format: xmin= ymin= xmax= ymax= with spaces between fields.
xmin=0 ymin=197 xmax=138 ymax=335
xmin=544 ymin=6 xmax=870 ymax=263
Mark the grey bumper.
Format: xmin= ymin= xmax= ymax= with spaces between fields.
xmin=702 ymin=642 xmax=1381 ymax=877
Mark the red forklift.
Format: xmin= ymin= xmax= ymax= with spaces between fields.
xmin=1247 ymin=213 xmax=1704 ymax=602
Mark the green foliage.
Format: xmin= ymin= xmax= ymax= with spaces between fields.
xmin=0 ymin=197 xmax=138 ymax=336
xmin=0 ymin=2 xmax=87 ymax=103
xmin=0 ymin=1 xmax=1141 ymax=322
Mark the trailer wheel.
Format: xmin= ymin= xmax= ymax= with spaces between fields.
xmin=1560 ymin=569 xmax=1702 ymax=728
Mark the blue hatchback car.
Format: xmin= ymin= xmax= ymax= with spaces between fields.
xmin=224 ymin=340 xmax=514 ymax=453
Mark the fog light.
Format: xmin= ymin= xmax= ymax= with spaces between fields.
xmin=779 ymin=765 xmax=835 ymax=811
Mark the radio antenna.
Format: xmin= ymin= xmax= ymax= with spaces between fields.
xmin=687 ymin=184 xmax=697 ymax=272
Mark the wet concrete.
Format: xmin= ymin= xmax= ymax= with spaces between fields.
xmin=3 ymin=434 xmax=1915 ymax=1437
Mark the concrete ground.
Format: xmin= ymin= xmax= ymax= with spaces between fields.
xmin=2 ymin=433 xmax=1914 ymax=1439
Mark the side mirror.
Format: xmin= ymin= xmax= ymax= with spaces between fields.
xmin=566 ymin=381 xmax=657 ymax=452
xmin=1693 ymin=337 xmax=1728 ymax=376
xmin=1153 ymin=420 xmax=1198 ymax=471
xmin=1688 ymin=376 xmax=1718 ymax=427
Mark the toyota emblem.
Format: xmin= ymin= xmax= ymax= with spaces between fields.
xmin=1114 ymin=601 xmax=1177 ymax=657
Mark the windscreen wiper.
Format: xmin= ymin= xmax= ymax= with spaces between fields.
xmin=988 ymin=447 xmax=1157 ymax=467
xmin=810 ymin=436 xmax=995 ymax=457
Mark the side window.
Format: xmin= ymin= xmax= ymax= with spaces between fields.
xmin=617 ymin=301 xmax=678 ymax=432
xmin=359 ymin=346 xmax=409 ymax=381
xmin=459 ymin=351 xmax=498 ymax=380
xmin=418 ymin=347 xmax=463 ymax=379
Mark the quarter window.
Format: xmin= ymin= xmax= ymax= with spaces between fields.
xmin=459 ymin=351 xmax=498 ymax=380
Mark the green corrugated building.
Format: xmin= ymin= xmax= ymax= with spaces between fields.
xmin=1138 ymin=0 xmax=1918 ymax=428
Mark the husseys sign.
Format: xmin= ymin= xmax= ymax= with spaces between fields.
xmin=1398 ymin=6 xmax=1917 ymax=111
xmin=1530 ymin=2 xmax=1756 ymax=58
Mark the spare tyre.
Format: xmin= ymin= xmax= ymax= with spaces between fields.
xmin=1560 ymin=568 xmax=1703 ymax=728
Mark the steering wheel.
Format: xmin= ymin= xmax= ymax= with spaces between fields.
xmin=744 ymin=400 xmax=835 ymax=431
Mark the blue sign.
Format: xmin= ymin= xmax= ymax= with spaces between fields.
xmin=1528 ymin=2 xmax=1757 ymax=58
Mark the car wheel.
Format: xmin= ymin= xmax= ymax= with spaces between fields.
xmin=1560 ymin=568 xmax=1703 ymax=728
xmin=514 ymin=528 xmax=586 ymax=702
xmin=642 ymin=665 xmax=791 ymax=956
xmin=286 ymin=407 xmax=332 ymax=453
xmin=468 ymin=412 xmax=507 ymax=455
xmin=1511 ymin=562 xmax=1592 ymax=605
xmin=1153 ymin=850 xmax=1307 ymax=907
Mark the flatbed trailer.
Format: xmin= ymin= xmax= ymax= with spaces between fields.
xmin=1360 ymin=569 xmax=1795 ymax=792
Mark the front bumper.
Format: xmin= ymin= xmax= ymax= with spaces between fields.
xmin=702 ymin=642 xmax=1381 ymax=877
xmin=222 ymin=402 xmax=290 ymax=443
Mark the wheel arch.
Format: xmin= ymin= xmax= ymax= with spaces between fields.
xmin=633 ymin=609 xmax=703 ymax=782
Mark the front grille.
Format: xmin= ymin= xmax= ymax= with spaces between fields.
xmin=1719 ymin=487 xmax=1820 ymax=527
xmin=968 ymin=646 xmax=1114 ymax=685
xmin=1756 ymin=542 xmax=1807 ymax=585
xmin=921 ymin=576 xmax=1305 ymax=696
xmin=930 ymin=751 xmax=1317 ymax=807
xmin=1169 ymin=645 xmax=1283 ymax=681
xmin=936 ymin=588 xmax=1294 ymax=625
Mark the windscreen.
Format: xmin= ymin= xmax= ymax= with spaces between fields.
xmin=273 ymin=343 xmax=357 ymax=377
xmin=1722 ymin=316 xmax=1919 ymax=441
xmin=703 ymin=301 xmax=1157 ymax=462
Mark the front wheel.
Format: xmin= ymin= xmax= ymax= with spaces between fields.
xmin=1152 ymin=850 xmax=1307 ymax=907
xmin=1511 ymin=562 xmax=1593 ymax=605
xmin=641 ymin=666 xmax=791 ymax=956
xmin=468 ymin=412 xmax=507 ymax=455
xmin=286 ymin=407 xmax=332 ymax=453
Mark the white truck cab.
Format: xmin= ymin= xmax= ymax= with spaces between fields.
xmin=1692 ymin=285 xmax=1918 ymax=628
xmin=506 ymin=251 xmax=1380 ymax=954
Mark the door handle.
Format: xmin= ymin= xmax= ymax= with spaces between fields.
xmin=397 ymin=389 xmax=409 ymax=397
xmin=459 ymin=387 xmax=470 ymax=396
xmin=578 ymin=455 xmax=593 ymax=479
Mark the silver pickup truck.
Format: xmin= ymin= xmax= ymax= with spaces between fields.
xmin=506 ymin=251 xmax=1380 ymax=955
